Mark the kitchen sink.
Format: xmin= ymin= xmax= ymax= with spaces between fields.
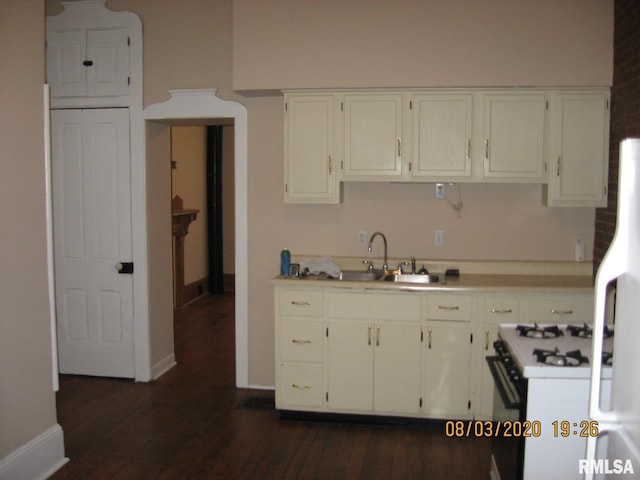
xmin=337 ymin=270 xmax=384 ymax=281
xmin=390 ymin=273 xmax=444 ymax=284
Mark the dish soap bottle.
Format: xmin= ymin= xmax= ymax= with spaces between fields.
xmin=280 ymin=248 xmax=291 ymax=276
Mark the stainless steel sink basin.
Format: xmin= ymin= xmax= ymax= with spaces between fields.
xmin=389 ymin=273 xmax=444 ymax=284
xmin=337 ymin=270 xmax=384 ymax=281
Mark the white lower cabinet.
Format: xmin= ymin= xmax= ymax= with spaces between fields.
xmin=327 ymin=321 xmax=422 ymax=414
xmin=423 ymin=321 xmax=472 ymax=419
xmin=274 ymin=284 xmax=594 ymax=420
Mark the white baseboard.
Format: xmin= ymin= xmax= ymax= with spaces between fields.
xmin=152 ymin=353 xmax=176 ymax=380
xmin=0 ymin=424 xmax=68 ymax=480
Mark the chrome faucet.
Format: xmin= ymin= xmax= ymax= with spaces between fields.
xmin=368 ymin=231 xmax=388 ymax=271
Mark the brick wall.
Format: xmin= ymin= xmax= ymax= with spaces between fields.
xmin=594 ymin=0 xmax=640 ymax=272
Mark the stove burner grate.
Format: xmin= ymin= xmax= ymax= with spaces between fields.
xmin=533 ymin=347 xmax=589 ymax=366
xmin=566 ymin=323 xmax=614 ymax=339
xmin=516 ymin=323 xmax=563 ymax=339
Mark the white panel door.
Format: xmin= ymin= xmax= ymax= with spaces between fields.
xmin=51 ymin=108 xmax=134 ymax=378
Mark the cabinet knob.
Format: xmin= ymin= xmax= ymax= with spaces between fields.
xmin=83 ymin=60 xmax=94 ymax=66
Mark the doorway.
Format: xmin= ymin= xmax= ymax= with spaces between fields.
xmin=170 ymin=124 xmax=235 ymax=308
xmin=143 ymin=89 xmax=249 ymax=388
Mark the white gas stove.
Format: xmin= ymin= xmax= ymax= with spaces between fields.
xmin=498 ymin=323 xmax=614 ymax=380
xmin=490 ymin=323 xmax=614 ymax=480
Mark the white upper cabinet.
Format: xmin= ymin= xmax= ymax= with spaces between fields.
xmin=546 ymin=90 xmax=610 ymax=207
xmin=46 ymin=0 xmax=141 ymax=109
xmin=47 ymin=28 xmax=130 ymax=100
xmin=410 ymin=93 xmax=473 ymax=178
xmin=284 ymin=93 xmax=340 ymax=203
xmin=341 ymin=93 xmax=404 ymax=179
xmin=482 ymin=93 xmax=547 ymax=181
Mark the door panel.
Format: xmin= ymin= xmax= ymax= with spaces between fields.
xmin=52 ymin=108 xmax=134 ymax=378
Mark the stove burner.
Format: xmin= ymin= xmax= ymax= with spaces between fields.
xmin=566 ymin=323 xmax=614 ymax=339
xmin=516 ymin=323 xmax=563 ymax=339
xmin=602 ymin=351 xmax=614 ymax=366
xmin=533 ymin=347 xmax=588 ymax=367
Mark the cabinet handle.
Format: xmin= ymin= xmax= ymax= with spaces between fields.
xmin=438 ymin=305 xmax=460 ymax=311
xmin=485 ymin=330 xmax=490 ymax=350
xmin=556 ymin=156 xmax=561 ymax=176
xmin=328 ymin=155 xmax=333 ymax=175
xmin=428 ymin=328 xmax=432 ymax=349
xmin=397 ymin=138 xmax=402 ymax=157
xmin=291 ymin=301 xmax=311 ymax=306
xmin=376 ymin=325 xmax=381 ymax=346
xmin=484 ymin=139 xmax=489 ymax=159
xmin=368 ymin=325 xmax=372 ymax=346
xmin=291 ymin=384 xmax=311 ymax=390
xmin=551 ymin=309 xmax=573 ymax=315
xmin=490 ymin=308 xmax=513 ymax=314
xmin=291 ymin=339 xmax=312 ymax=344
xmin=466 ymin=138 xmax=471 ymax=159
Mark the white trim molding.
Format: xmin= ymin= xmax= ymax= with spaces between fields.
xmin=0 ymin=424 xmax=68 ymax=480
xmin=144 ymin=89 xmax=249 ymax=388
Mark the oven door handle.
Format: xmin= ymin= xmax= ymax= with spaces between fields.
xmin=486 ymin=356 xmax=521 ymax=409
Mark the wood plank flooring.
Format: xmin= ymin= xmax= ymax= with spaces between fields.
xmin=51 ymin=293 xmax=493 ymax=479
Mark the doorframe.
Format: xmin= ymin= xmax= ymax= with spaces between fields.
xmin=143 ymin=89 xmax=248 ymax=388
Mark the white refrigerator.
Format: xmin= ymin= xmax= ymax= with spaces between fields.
xmin=587 ymin=138 xmax=640 ymax=479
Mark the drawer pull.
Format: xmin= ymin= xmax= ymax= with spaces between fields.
xmin=291 ymin=300 xmax=312 ymax=306
xmin=551 ymin=309 xmax=573 ymax=315
xmin=485 ymin=330 xmax=490 ymax=350
xmin=491 ymin=308 xmax=513 ymax=314
xmin=438 ymin=305 xmax=460 ymax=311
xmin=291 ymin=339 xmax=312 ymax=344
xmin=368 ymin=325 xmax=372 ymax=346
xmin=428 ymin=328 xmax=432 ymax=349
xmin=291 ymin=384 xmax=312 ymax=390
xmin=376 ymin=326 xmax=381 ymax=346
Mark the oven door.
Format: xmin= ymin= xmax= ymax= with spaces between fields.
xmin=486 ymin=355 xmax=526 ymax=480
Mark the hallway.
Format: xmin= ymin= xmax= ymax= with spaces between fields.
xmin=51 ymin=293 xmax=492 ymax=479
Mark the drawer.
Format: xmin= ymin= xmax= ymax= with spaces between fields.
xmin=328 ymin=292 xmax=421 ymax=321
xmin=279 ymin=289 xmax=324 ymax=317
xmin=481 ymin=296 xmax=520 ymax=324
xmin=277 ymin=365 xmax=325 ymax=409
xmin=525 ymin=295 xmax=593 ymax=324
xmin=280 ymin=319 xmax=324 ymax=363
xmin=424 ymin=293 xmax=472 ymax=321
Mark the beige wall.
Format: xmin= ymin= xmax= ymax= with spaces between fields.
xmin=0 ymin=0 xmax=59 ymax=458
xmin=233 ymin=0 xmax=613 ymax=92
xmin=45 ymin=0 xmax=613 ymax=387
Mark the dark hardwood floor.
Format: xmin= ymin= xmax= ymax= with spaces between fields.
xmin=51 ymin=293 xmax=493 ymax=479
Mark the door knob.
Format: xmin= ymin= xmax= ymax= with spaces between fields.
xmin=116 ymin=262 xmax=134 ymax=274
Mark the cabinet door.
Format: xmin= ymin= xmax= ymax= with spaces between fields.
xmin=423 ymin=323 xmax=471 ymax=419
xmin=342 ymin=93 xmax=403 ymax=178
xmin=478 ymin=324 xmax=499 ymax=420
xmin=411 ymin=94 xmax=472 ymax=177
xmin=47 ymin=29 xmax=87 ymax=98
xmin=327 ymin=322 xmax=374 ymax=411
xmin=86 ymin=28 xmax=130 ymax=97
xmin=284 ymin=94 xmax=339 ymax=203
xmin=373 ymin=323 xmax=422 ymax=415
xmin=483 ymin=94 xmax=546 ymax=181
xmin=547 ymin=91 xmax=610 ymax=207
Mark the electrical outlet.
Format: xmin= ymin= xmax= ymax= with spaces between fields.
xmin=434 ymin=230 xmax=444 ymax=247
xmin=436 ymin=183 xmax=445 ymax=199
xmin=357 ymin=230 xmax=368 ymax=247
